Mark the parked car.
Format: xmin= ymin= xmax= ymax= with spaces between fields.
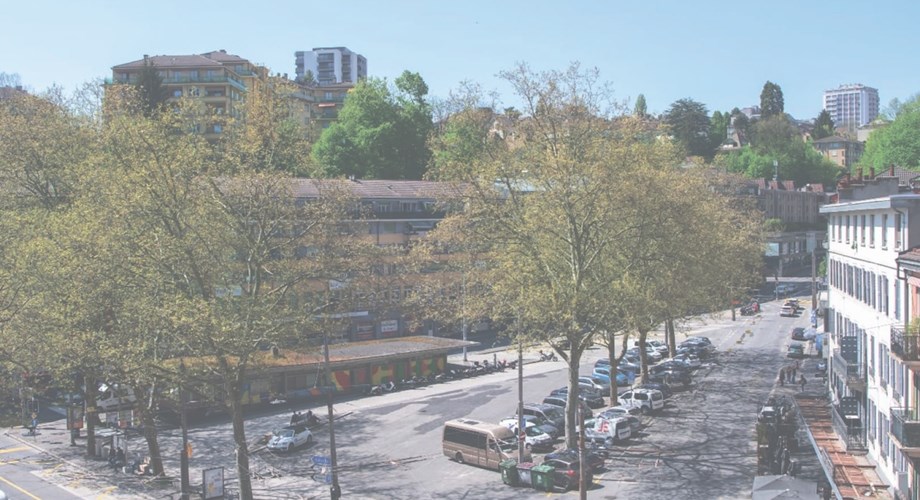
xmin=549 ymin=387 xmax=606 ymax=409
xmin=791 ymin=327 xmax=807 ymax=340
xmin=635 ymin=382 xmax=673 ymax=399
xmin=598 ymin=405 xmax=642 ymax=418
xmin=780 ymin=305 xmax=797 ymax=317
xmin=545 ymin=457 xmax=592 ymax=491
xmin=817 ymin=359 xmax=828 ymax=373
xmin=519 ymin=403 xmax=566 ymax=431
xmin=517 ymin=421 xmax=555 ymax=451
xmin=784 ymin=299 xmax=803 ymax=312
xmin=740 ymin=301 xmax=760 ymax=315
xmin=626 ymin=347 xmax=663 ymax=363
xmin=500 ymin=415 xmax=560 ymax=440
xmin=595 ymin=410 xmax=642 ymax=433
xmin=592 ymin=366 xmax=635 ymax=387
xmin=618 ymin=388 xmax=665 ymax=414
xmin=787 ymin=343 xmax=806 ymax=359
xmin=267 ymin=425 xmax=313 ymax=452
xmin=545 ymin=448 xmax=606 ymax=472
xmin=668 ymin=354 xmax=701 ymax=369
xmin=648 ymin=369 xmax=692 ymax=387
xmin=645 ymin=340 xmax=670 ymax=355
xmin=543 ymin=395 xmax=594 ymax=418
xmin=652 ymin=360 xmax=693 ymax=374
xmin=676 ymin=345 xmax=711 ymax=360
xmin=578 ymin=376 xmax=610 ymax=393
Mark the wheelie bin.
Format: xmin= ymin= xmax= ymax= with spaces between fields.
xmin=499 ymin=459 xmax=519 ymax=486
xmin=516 ymin=462 xmax=535 ymax=487
xmin=531 ymin=463 xmax=555 ymax=492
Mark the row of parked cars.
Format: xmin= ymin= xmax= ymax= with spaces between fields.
xmin=493 ymin=336 xmax=717 ymax=490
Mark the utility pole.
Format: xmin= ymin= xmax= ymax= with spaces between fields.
xmin=517 ymin=339 xmax=524 ymax=462
xmin=462 ymin=272 xmax=468 ymax=362
xmin=323 ymin=332 xmax=341 ymax=500
xmin=578 ymin=404 xmax=587 ymax=500
xmin=179 ymin=360 xmax=190 ymax=500
xmin=811 ymin=249 xmax=818 ymax=328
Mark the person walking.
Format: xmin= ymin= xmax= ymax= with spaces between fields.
xmin=799 ymin=374 xmax=807 ymax=392
xmin=778 ymin=368 xmax=785 ymax=386
xmin=791 ymin=365 xmax=797 ymax=382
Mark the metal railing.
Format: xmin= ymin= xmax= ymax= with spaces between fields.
xmin=832 ymin=351 xmax=866 ymax=390
xmin=891 ymin=407 xmax=920 ymax=448
xmin=831 ymin=404 xmax=866 ymax=452
xmin=891 ymin=325 xmax=920 ymax=362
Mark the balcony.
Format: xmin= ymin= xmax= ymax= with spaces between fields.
xmin=891 ymin=325 xmax=920 ymax=367
xmin=891 ymin=408 xmax=920 ymax=457
xmin=161 ymin=75 xmax=247 ymax=92
xmin=831 ymin=405 xmax=866 ymax=452
xmin=832 ymin=351 xmax=866 ymax=392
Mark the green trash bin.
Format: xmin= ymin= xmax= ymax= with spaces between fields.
xmin=499 ymin=459 xmax=519 ymax=486
xmin=531 ymin=463 xmax=555 ymax=492
xmin=516 ymin=462 xmax=535 ymax=487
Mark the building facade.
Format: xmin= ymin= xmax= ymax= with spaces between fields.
xmin=812 ymin=135 xmax=864 ymax=169
xmin=821 ymin=175 xmax=920 ymax=499
xmin=823 ymin=84 xmax=880 ymax=130
xmin=294 ymin=47 xmax=366 ymax=86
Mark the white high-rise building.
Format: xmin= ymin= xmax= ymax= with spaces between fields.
xmin=294 ymin=47 xmax=366 ymax=86
xmin=823 ymin=84 xmax=880 ymax=129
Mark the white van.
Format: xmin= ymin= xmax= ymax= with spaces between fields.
xmin=586 ymin=415 xmax=632 ymax=445
xmin=618 ymin=388 xmax=665 ymax=414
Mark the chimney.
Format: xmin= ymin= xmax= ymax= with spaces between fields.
xmin=870 ymin=167 xmax=875 ymax=180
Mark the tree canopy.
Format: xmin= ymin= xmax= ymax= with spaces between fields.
xmin=760 ymin=81 xmax=784 ymax=119
xmin=812 ymin=109 xmax=835 ymax=140
xmin=634 ymin=94 xmax=648 ymax=117
xmin=664 ymin=98 xmax=712 ymax=158
xmin=861 ymin=96 xmax=920 ymax=170
xmin=312 ymin=71 xmax=432 ymax=179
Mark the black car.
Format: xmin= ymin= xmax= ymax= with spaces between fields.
xmin=543 ymin=457 xmax=593 ymax=491
xmin=549 ymin=387 xmax=606 ymax=409
xmin=648 ymin=369 xmax=692 ymax=387
xmin=634 ymin=382 xmax=673 ymax=399
xmin=791 ymin=327 xmax=807 ymax=340
xmin=652 ymin=361 xmax=692 ymax=374
xmin=543 ymin=396 xmax=595 ymax=417
xmin=545 ymin=448 xmax=606 ymax=472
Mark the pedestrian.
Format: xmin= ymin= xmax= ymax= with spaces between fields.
xmin=778 ymin=368 xmax=785 ymax=386
xmin=791 ymin=365 xmax=797 ymax=382
xmin=70 ymin=427 xmax=79 ymax=446
xmin=799 ymin=374 xmax=807 ymax=392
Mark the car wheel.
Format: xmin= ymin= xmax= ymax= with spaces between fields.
xmin=455 ymin=452 xmax=464 ymax=464
xmin=525 ymin=443 xmax=532 ymax=451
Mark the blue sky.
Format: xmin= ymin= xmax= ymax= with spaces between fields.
xmin=3 ymin=0 xmax=918 ymax=120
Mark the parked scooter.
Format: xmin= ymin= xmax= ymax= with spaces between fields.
xmin=539 ymin=350 xmax=558 ymax=362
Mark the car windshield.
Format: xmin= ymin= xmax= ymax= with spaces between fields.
xmin=275 ymin=429 xmax=294 ymax=438
xmin=497 ymin=438 xmax=517 ymax=452
xmin=544 ymin=408 xmax=563 ymax=420
xmin=525 ymin=426 xmax=543 ymax=437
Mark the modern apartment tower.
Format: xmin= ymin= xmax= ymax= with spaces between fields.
xmin=823 ymin=84 xmax=880 ymax=129
xmin=294 ymin=47 xmax=366 ymax=86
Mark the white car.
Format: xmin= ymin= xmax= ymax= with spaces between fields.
xmin=618 ymin=389 xmax=665 ymax=414
xmin=267 ymin=425 xmax=313 ymax=452
xmin=578 ymin=376 xmax=610 ymax=393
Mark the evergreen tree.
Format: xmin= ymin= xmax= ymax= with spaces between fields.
xmin=812 ymin=110 xmax=835 ymax=140
xmin=634 ymin=94 xmax=648 ymax=117
xmin=760 ymin=81 xmax=784 ymax=120
xmin=664 ymin=98 xmax=712 ymax=158
xmin=135 ymin=59 xmax=168 ymax=118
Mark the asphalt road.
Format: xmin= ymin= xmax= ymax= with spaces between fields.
xmin=3 ymin=292 xmax=816 ymax=499
xmin=0 ymin=432 xmax=81 ymax=500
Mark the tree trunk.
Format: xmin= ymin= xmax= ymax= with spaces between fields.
xmin=607 ymin=334 xmax=618 ymax=401
xmin=564 ymin=347 xmax=583 ymax=449
xmin=638 ymin=328 xmax=650 ymax=384
xmin=667 ymin=317 xmax=677 ymax=358
xmin=85 ymin=374 xmax=97 ymax=457
xmin=231 ymin=385 xmax=254 ymax=500
xmin=133 ymin=385 xmax=163 ymax=475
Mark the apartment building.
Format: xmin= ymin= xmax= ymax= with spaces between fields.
xmin=812 ymin=135 xmax=864 ymax=169
xmin=291 ymin=178 xmax=458 ymax=342
xmin=294 ymin=47 xmax=366 ymax=86
xmin=821 ymin=173 xmax=920 ymax=499
xmin=824 ymin=84 xmax=880 ymax=130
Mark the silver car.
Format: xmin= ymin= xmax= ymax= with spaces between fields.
xmin=267 ymin=425 xmax=313 ymax=452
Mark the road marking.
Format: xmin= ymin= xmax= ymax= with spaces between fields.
xmin=0 ymin=474 xmax=41 ymax=499
xmin=0 ymin=446 xmax=29 ymax=455
xmin=96 ymin=485 xmax=118 ymax=498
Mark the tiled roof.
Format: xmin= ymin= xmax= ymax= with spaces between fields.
xmin=290 ymin=179 xmax=464 ymax=200
xmin=112 ymin=50 xmax=251 ymax=70
xmin=812 ymin=135 xmax=851 ymax=144
xmin=113 ymin=54 xmax=223 ymax=70
xmin=898 ymin=246 xmax=920 ymax=264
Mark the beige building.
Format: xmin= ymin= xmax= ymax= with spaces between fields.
xmin=812 ymin=135 xmax=864 ymax=169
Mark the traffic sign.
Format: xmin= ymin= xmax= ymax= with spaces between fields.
xmin=312 ymin=455 xmax=332 ymax=466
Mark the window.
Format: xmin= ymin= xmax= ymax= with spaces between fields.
xmin=860 ymin=215 xmax=866 ymax=246
xmin=869 ymin=214 xmax=875 ymax=247
xmin=895 ymin=212 xmax=902 ymax=249
xmin=882 ymin=214 xmax=888 ymax=249
xmin=845 ymin=215 xmax=850 ymax=242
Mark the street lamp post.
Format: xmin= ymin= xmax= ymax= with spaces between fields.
xmin=179 ymin=360 xmax=190 ymax=500
xmin=323 ymin=332 xmax=341 ymax=500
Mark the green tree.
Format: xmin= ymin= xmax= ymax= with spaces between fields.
xmin=812 ymin=109 xmax=835 ymax=140
xmin=136 ymin=59 xmax=168 ymax=118
xmin=861 ymin=97 xmax=920 ymax=170
xmin=730 ymin=108 xmax=751 ymax=145
xmin=664 ymin=98 xmax=712 ymax=158
xmin=312 ymin=71 xmax=432 ymax=179
xmin=634 ymin=94 xmax=648 ymax=117
xmin=710 ymin=110 xmax=730 ymax=151
xmin=760 ymin=81 xmax=784 ymax=119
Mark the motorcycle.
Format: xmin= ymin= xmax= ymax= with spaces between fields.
xmin=539 ymin=350 xmax=558 ymax=362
